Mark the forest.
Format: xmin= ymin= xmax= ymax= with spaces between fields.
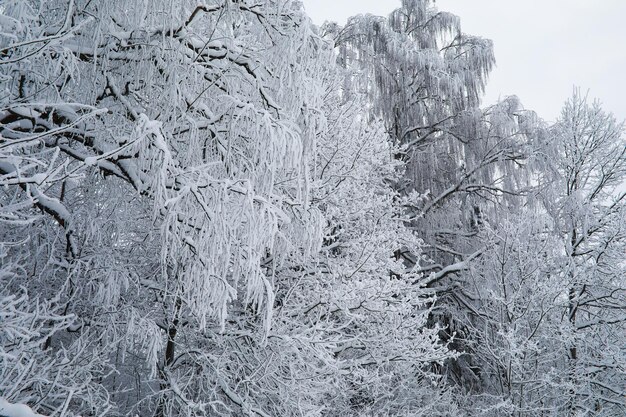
xmin=0 ymin=0 xmax=624 ymax=416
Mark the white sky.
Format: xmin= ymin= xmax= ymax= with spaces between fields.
xmin=302 ymin=0 xmax=626 ymax=123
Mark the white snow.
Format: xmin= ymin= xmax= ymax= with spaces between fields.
xmin=0 ymin=398 xmax=47 ymax=417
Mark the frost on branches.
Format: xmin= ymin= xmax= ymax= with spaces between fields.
xmin=452 ymin=93 xmax=626 ymax=415
xmin=1 ymin=0 xmax=624 ymax=416
xmin=1 ymin=0 xmax=452 ymax=416
xmin=321 ymin=1 xmax=625 ymax=415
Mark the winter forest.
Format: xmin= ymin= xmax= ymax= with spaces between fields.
xmin=0 ymin=0 xmax=624 ymax=416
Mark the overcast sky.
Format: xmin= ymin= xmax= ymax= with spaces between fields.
xmin=302 ymin=0 xmax=626 ymax=123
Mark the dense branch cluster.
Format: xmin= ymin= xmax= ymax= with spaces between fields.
xmin=1 ymin=1 xmax=624 ymax=416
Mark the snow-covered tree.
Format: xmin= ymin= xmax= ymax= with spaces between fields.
xmin=1 ymin=0 xmax=323 ymax=414
xmin=322 ymin=0 xmax=540 ymax=296
xmin=322 ymin=2 xmax=544 ymax=404
xmin=455 ymin=212 xmax=570 ymax=415
xmin=304 ymin=66 xmax=457 ymax=415
xmin=1 ymin=0 xmax=457 ymax=415
xmin=538 ymin=90 xmax=626 ymax=415
xmin=454 ymin=91 xmax=626 ymax=416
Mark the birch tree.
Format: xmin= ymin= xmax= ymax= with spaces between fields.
xmin=324 ymin=0 xmax=538 ymax=296
xmin=1 ymin=0 xmax=324 ymax=415
xmin=323 ymin=2 xmax=542 ymax=401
